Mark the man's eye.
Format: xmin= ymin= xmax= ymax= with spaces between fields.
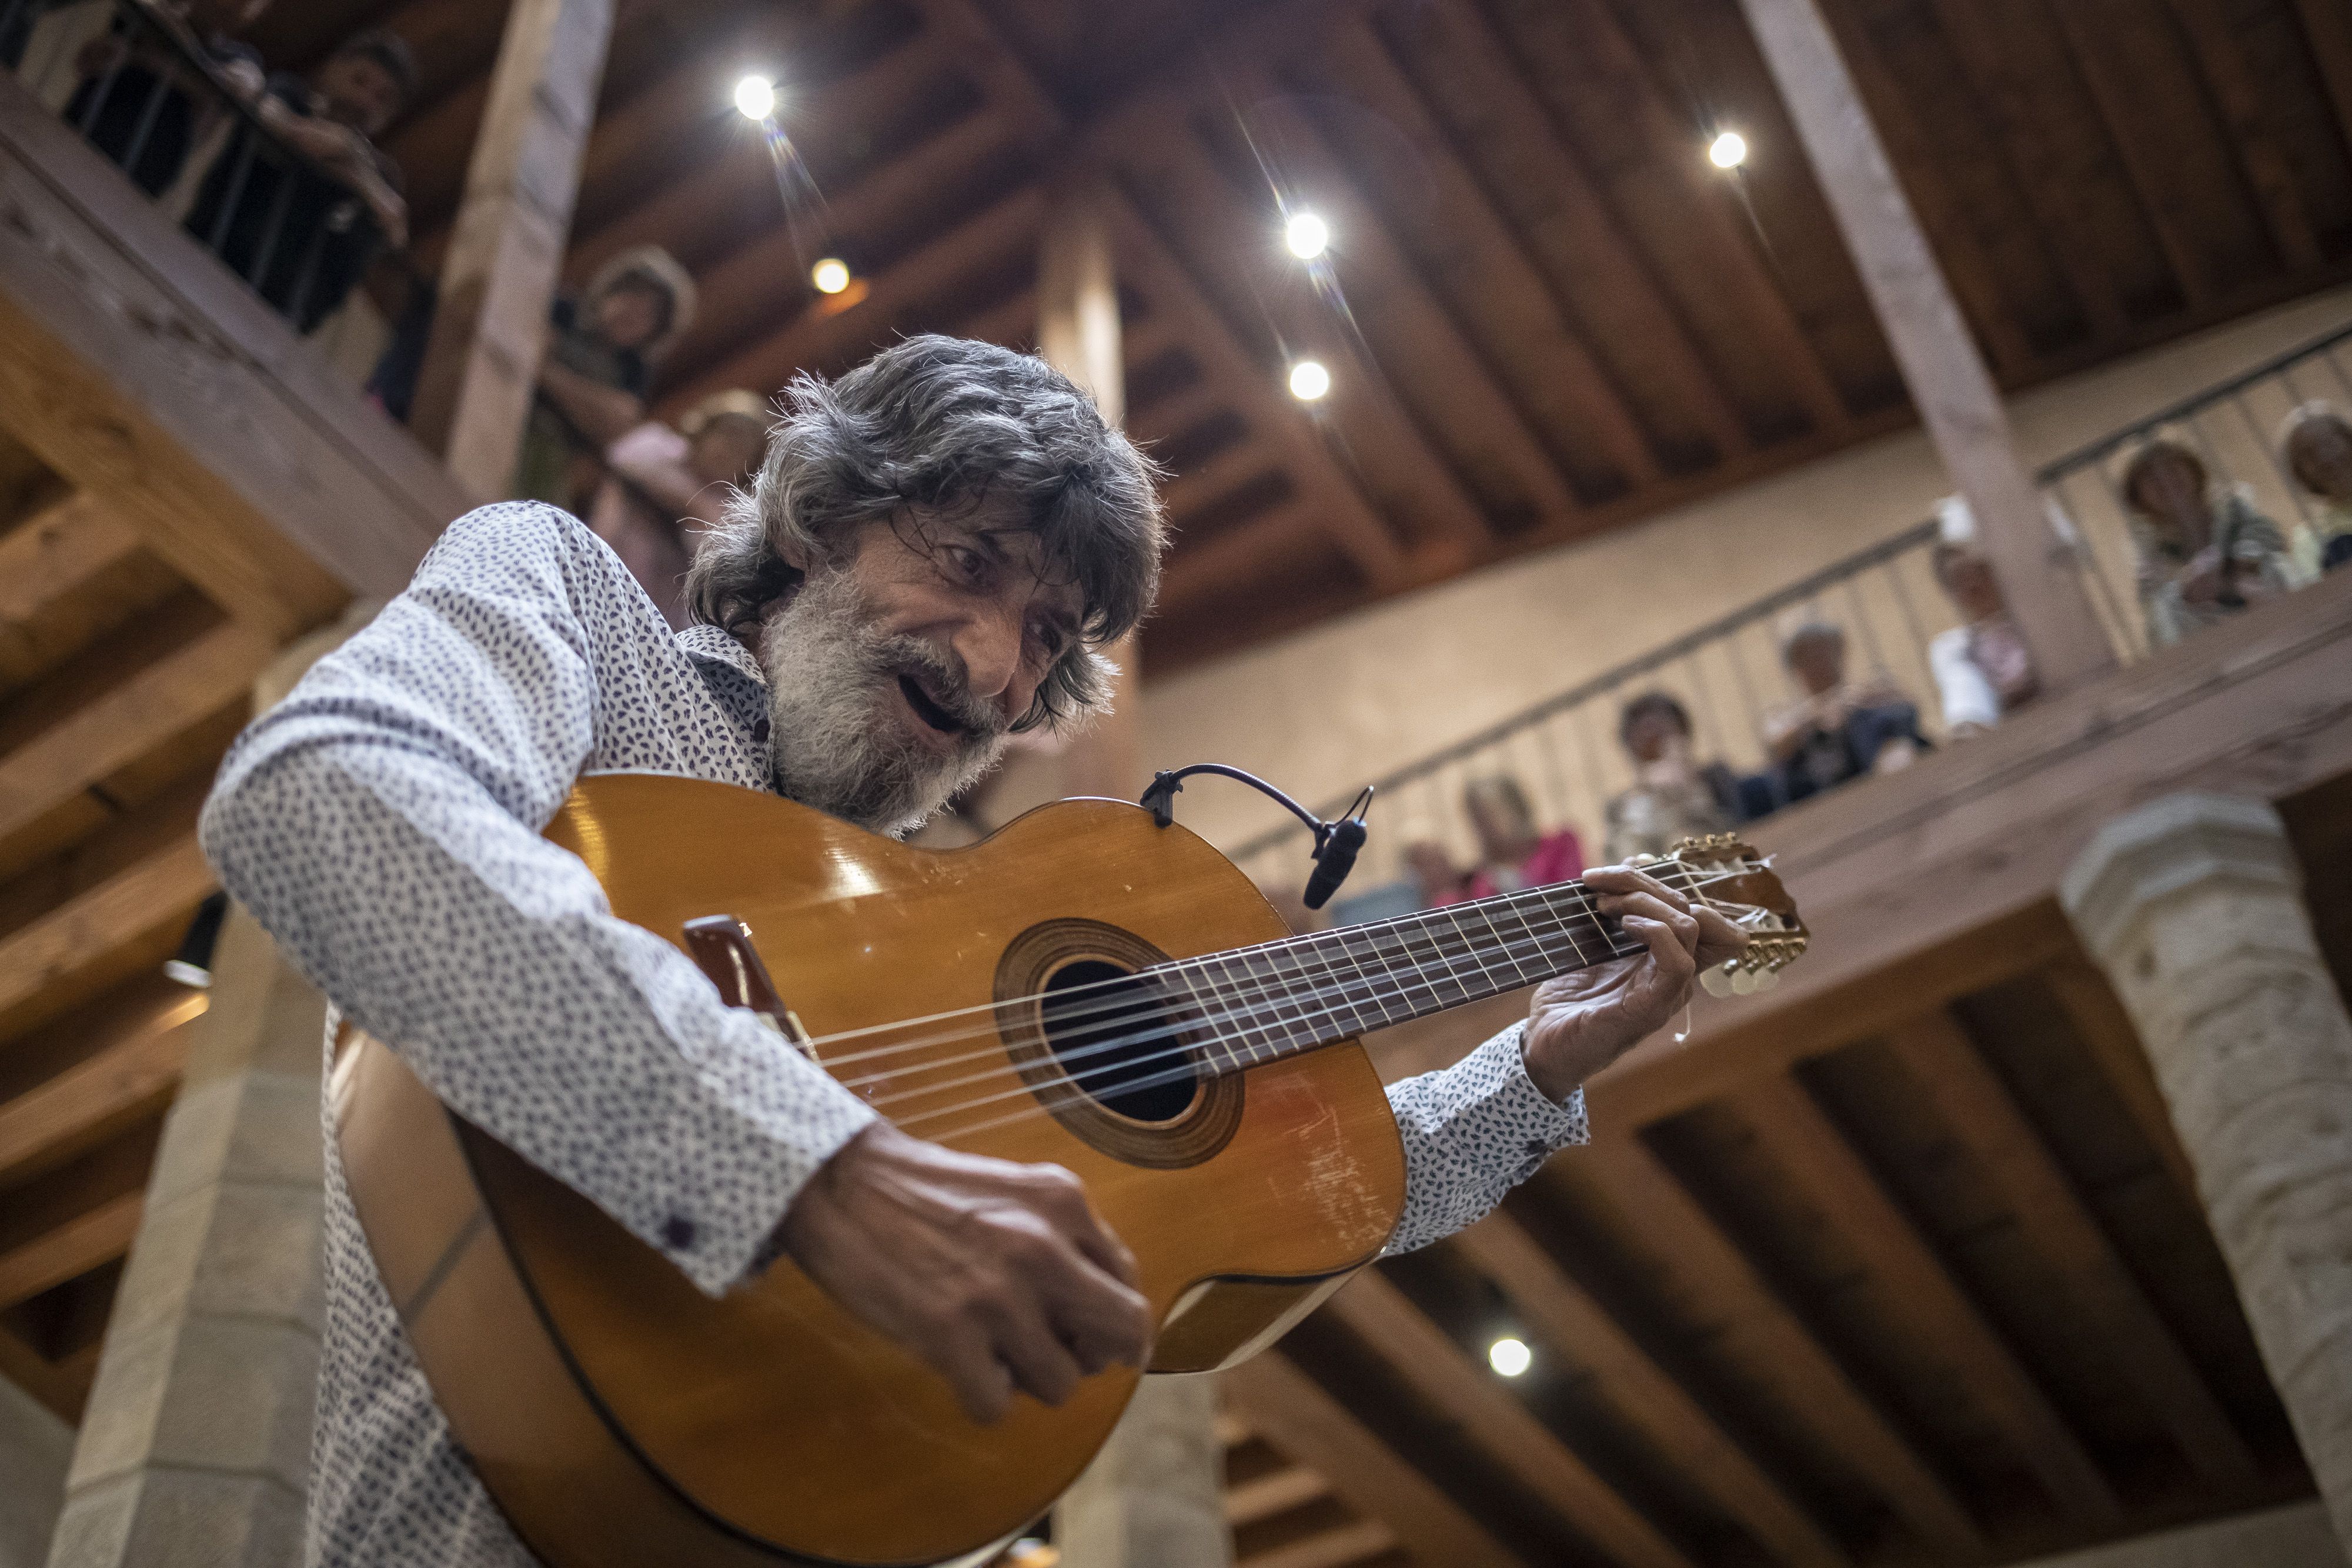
xmin=945 ymin=546 xmax=986 ymax=582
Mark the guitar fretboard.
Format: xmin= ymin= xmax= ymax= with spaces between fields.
xmin=1146 ymin=872 xmax=1678 ymax=1073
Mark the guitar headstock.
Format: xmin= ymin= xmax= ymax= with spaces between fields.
xmin=1662 ymin=833 xmax=1808 ymax=997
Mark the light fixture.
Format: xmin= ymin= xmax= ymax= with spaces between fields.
xmin=810 ymin=257 xmax=851 ymax=295
xmin=1288 ymin=359 xmax=1331 ymax=402
xmin=1488 ymin=1336 xmax=1532 ymax=1378
xmin=1708 ymin=129 xmax=1748 ymax=169
xmin=734 ymin=74 xmax=777 ymax=121
xmin=1284 ymin=210 xmax=1329 ymax=260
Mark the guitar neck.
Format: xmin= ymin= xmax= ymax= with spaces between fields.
xmin=1153 ymin=872 xmax=1678 ymax=1072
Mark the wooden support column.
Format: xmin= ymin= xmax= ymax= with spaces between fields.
xmin=1736 ymin=0 xmax=2115 ymax=692
xmin=1036 ymin=173 xmax=1145 ymax=805
xmin=407 ymin=0 xmax=616 ymax=500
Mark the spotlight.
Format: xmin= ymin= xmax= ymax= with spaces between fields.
xmin=1288 ymin=359 xmax=1331 ymax=402
xmin=810 ymin=257 xmax=851 ymax=295
xmin=1284 ymin=210 xmax=1329 ymax=260
xmin=1708 ymin=130 xmax=1748 ymax=169
xmin=1488 ymin=1336 xmax=1532 ymax=1378
xmin=734 ymin=74 xmax=777 ymax=121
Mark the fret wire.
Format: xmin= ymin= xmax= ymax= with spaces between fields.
xmin=1292 ymin=930 xmax=1370 ymax=1038
xmin=1471 ymin=900 xmax=1540 ymax=990
xmin=1191 ymin=954 xmax=1269 ymax=1065
xmin=1237 ymin=944 xmax=1311 ymax=1055
xmin=1410 ymin=910 xmax=1479 ymax=1008
xmin=1438 ymin=904 xmax=1511 ymax=998
xmin=1329 ymin=927 xmax=1398 ymax=1028
xmin=1259 ymin=938 xmax=1328 ymax=1049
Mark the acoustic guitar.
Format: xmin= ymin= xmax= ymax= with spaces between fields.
xmin=332 ymin=772 xmax=1805 ymax=1567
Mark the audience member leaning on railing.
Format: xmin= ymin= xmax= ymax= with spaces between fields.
xmin=2278 ymin=400 xmax=2352 ymax=576
xmin=2115 ymin=429 xmax=2300 ymax=648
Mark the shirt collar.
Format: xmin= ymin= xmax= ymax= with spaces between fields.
xmin=673 ymin=624 xmax=773 ymax=756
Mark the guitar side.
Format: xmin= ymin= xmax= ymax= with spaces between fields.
xmin=336 ymin=774 xmax=1406 ymax=1567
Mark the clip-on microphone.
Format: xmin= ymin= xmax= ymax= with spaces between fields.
xmin=1140 ymin=766 xmax=1375 ymax=911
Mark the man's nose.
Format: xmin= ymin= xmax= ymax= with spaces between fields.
xmin=951 ymin=613 xmax=1031 ymax=724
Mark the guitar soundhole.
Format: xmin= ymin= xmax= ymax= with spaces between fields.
xmin=1041 ymin=960 xmax=1197 ymax=1124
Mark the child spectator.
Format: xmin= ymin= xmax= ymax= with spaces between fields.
xmin=1926 ymin=496 xmax=2040 ymax=736
xmin=1601 ymin=691 xmax=1740 ymax=863
xmin=587 ymin=389 xmax=769 ymax=628
xmin=2116 ymin=433 xmax=2297 ymax=647
xmin=62 ymin=0 xmax=269 ymax=196
xmin=1758 ymin=621 xmax=1926 ymax=807
xmin=182 ymin=30 xmax=412 ymax=332
xmin=518 ymin=247 xmax=697 ymax=509
xmin=2278 ymin=400 xmax=2352 ymax=576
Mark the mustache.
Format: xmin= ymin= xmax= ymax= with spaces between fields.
xmin=873 ymin=635 xmax=1005 ymax=742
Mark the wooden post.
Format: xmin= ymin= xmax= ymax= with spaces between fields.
xmin=407 ymin=0 xmax=616 ymax=501
xmin=1037 ymin=173 xmax=1144 ymax=803
xmin=1736 ymin=0 xmax=2116 ymax=690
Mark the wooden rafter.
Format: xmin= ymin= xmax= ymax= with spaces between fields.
xmin=2290 ymin=0 xmax=2352 ymax=160
xmin=1558 ymin=1141 xmax=1984 ymax=1554
xmin=1224 ymin=1351 xmax=1528 ymax=1568
xmin=1226 ymin=1466 xmax=1330 ymax=1528
xmin=1732 ymin=1074 xmax=2124 ymax=1523
xmin=1452 ymin=1211 xmax=1850 ymax=1567
xmin=0 ymin=829 xmax=214 ymax=1044
xmin=2162 ymin=0 xmax=2323 ymax=270
xmin=0 ymin=1191 xmax=139 ymax=1312
xmin=1237 ymin=1519 xmax=1393 ymax=1568
xmin=1158 ymin=437 xmax=1286 ymax=523
xmin=1325 ymin=1269 xmax=1700 ymax=1568
xmin=1884 ymin=1011 xmax=2258 ymax=1486
xmin=2039 ymin=958 xmax=2201 ymax=1204
xmin=0 ymin=984 xmax=202 ymax=1189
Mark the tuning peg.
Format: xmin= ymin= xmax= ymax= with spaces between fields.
xmin=1700 ymin=964 xmax=1735 ymax=998
xmin=1730 ymin=967 xmax=1759 ymax=995
xmin=1752 ymin=965 xmax=1779 ymax=992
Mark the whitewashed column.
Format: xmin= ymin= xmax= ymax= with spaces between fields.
xmin=1055 ymin=1376 xmax=1232 ymax=1568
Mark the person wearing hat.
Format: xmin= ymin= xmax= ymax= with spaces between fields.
xmin=2114 ymin=432 xmax=2296 ymax=648
xmin=2278 ymin=399 xmax=2352 ymax=577
xmin=1925 ymin=496 xmax=2040 ymax=737
xmin=587 ymin=389 xmax=769 ymax=628
xmin=519 ymin=245 xmax=699 ymax=509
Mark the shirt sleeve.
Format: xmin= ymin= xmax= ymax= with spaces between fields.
xmin=199 ymin=503 xmax=875 ymax=1297
xmin=1382 ymin=1021 xmax=1589 ymax=1255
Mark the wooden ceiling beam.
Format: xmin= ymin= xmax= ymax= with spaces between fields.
xmin=2040 ymin=1 xmax=2214 ymax=310
xmin=1922 ymin=0 xmax=2133 ymax=342
xmin=0 ymin=1190 xmax=139 ymax=1312
xmin=666 ymin=184 xmax=1046 ymax=410
xmin=1327 ymin=1 xmax=1752 ymax=466
xmin=1225 ymin=1465 xmax=1330 ymax=1528
xmin=1884 ymin=1009 xmax=2258 ymax=1486
xmin=0 ymin=493 xmax=138 ymax=636
xmin=2162 ymin=0 xmax=2324 ymax=270
xmin=1732 ymin=1074 xmax=2124 ymax=1523
xmin=1558 ymin=1140 xmax=1984 ymax=1554
xmin=1325 ymin=1268 xmax=1700 ymax=1568
xmin=0 ymin=1315 xmax=85 ymax=1422
xmin=2290 ymin=0 xmax=2352 ymax=161
xmin=1160 ymin=437 xmax=1285 ymax=523
xmin=0 ymin=828 xmax=213 ymax=1046
xmin=2039 ymin=959 xmax=2201 ymax=1204
xmin=1223 ymin=1350 xmax=1528 ymax=1568
xmin=1159 ymin=509 xmax=1321 ymax=618
xmin=1237 ymin=1519 xmax=1394 ymax=1568
xmin=1308 ymin=21 xmax=1662 ymax=492
xmin=0 ymin=986 xmax=202 ymax=1191
xmin=1452 ymin=1211 xmax=1850 ymax=1567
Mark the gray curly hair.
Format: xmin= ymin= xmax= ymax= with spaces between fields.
xmin=687 ymin=335 xmax=1167 ymax=732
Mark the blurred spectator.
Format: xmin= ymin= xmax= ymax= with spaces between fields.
xmin=1602 ymin=691 xmax=1740 ymax=864
xmin=1404 ymin=839 xmax=1468 ymax=910
xmin=1756 ymin=622 xmax=1926 ymax=808
xmin=1926 ymin=497 xmax=2040 ymax=737
xmin=518 ymin=246 xmax=696 ymax=509
xmin=2278 ymin=400 xmax=2352 ymax=577
xmin=183 ymin=30 xmax=412 ymax=333
xmin=2117 ymin=433 xmax=2297 ymax=647
xmin=1424 ymin=775 xmax=1582 ymax=907
xmin=61 ymin=0 xmax=269 ymax=196
xmin=587 ymin=389 xmax=769 ymax=628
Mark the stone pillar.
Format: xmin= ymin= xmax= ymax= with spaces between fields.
xmin=2060 ymin=793 xmax=2352 ymax=1553
xmin=0 ymin=1376 xmax=70 ymax=1568
xmin=1054 ymin=1376 xmax=1232 ymax=1568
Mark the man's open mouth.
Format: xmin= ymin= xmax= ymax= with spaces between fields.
xmin=897 ymin=673 xmax=963 ymax=736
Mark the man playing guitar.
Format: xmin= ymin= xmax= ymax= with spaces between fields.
xmin=201 ymin=335 xmax=1745 ymax=1567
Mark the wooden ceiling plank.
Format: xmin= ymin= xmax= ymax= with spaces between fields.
xmin=1732 ymin=1074 xmax=2124 ymax=1523
xmin=2288 ymin=0 xmax=2352 ymax=159
xmin=1223 ymin=1350 xmax=1528 ymax=1568
xmin=1217 ymin=1409 xmax=1254 ymax=1449
xmin=1311 ymin=21 xmax=1662 ymax=491
xmin=1818 ymin=10 xmax=2036 ymax=380
xmin=902 ymin=0 xmax=1411 ymax=586
xmin=0 ymin=990 xmax=202 ymax=1191
xmin=1560 ymin=1140 xmax=1984 ymax=1554
xmin=1226 ymin=1465 xmax=1331 ymax=1527
xmin=1502 ymin=0 xmax=1850 ymax=436
xmin=0 ymin=1316 xmax=84 ymax=1422
xmin=1160 ymin=509 xmax=1321 ymax=617
xmin=2162 ymin=0 xmax=2324 ymax=270
xmin=0 ymin=620 xmax=269 ymax=852
xmin=953 ymin=286 xmax=1040 ymax=354
xmin=2039 ymin=0 xmax=2215 ymax=309
xmin=1237 ymin=1519 xmax=1394 ymax=1568
xmin=1221 ymin=60 xmax=1567 ymax=539
xmin=1453 ymin=1211 xmax=1851 ymax=1567
xmin=0 ymin=1189 xmax=139 ymax=1311
xmin=1883 ymin=1010 xmax=2259 ymax=1486
xmin=1327 ymin=1269 xmax=1700 ymax=1568
xmin=1922 ymin=0 xmax=2133 ymax=342
xmin=0 ymin=833 xmax=214 ymax=1040
xmin=2039 ymin=959 xmax=2202 ymax=1205
xmin=1160 ymin=436 xmax=1285 ymax=522
xmin=670 ymin=184 xmax=1048 ymax=409
xmin=0 ymin=493 xmax=138 ymax=628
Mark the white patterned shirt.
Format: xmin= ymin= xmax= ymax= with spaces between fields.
xmin=198 ymin=503 xmax=1590 ymax=1568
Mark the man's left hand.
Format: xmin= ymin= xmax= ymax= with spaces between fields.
xmin=1520 ymin=864 xmax=1748 ymax=1102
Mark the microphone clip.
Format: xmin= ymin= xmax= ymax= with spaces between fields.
xmin=1140 ymin=765 xmax=1375 ymax=911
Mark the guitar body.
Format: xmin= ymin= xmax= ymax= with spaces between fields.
xmin=333 ymin=772 xmax=1407 ymax=1568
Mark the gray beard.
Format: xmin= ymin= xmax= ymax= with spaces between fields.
xmin=755 ymin=570 xmax=1005 ymax=835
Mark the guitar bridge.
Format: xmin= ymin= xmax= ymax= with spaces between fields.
xmin=682 ymin=915 xmax=817 ymax=1059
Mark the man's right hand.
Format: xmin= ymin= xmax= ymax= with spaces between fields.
xmin=775 ymin=1121 xmax=1152 ymax=1425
